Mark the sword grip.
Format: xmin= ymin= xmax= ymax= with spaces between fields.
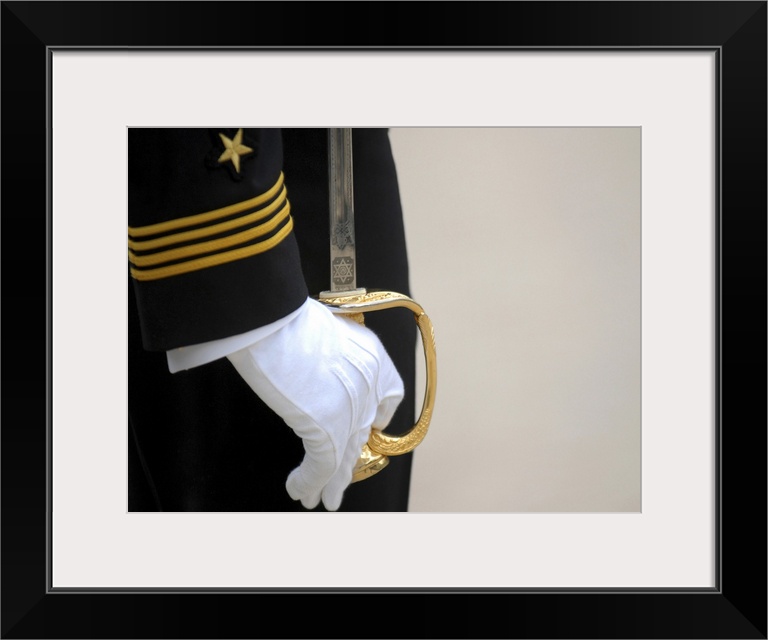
xmin=316 ymin=289 xmax=437 ymax=483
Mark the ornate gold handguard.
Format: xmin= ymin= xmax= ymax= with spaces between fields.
xmin=317 ymin=289 xmax=437 ymax=483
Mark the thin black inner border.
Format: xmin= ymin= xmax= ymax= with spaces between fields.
xmin=46 ymin=45 xmax=721 ymax=595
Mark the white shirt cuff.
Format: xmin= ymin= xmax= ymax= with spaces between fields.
xmin=165 ymin=298 xmax=310 ymax=373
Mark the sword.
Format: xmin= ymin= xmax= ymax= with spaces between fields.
xmin=318 ymin=128 xmax=437 ymax=483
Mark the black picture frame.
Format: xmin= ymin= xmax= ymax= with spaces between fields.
xmin=2 ymin=1 xmax=765 ymax=638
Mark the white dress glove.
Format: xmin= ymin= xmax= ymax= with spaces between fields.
xmin=226 ymin=297 xmax=404 ymax=511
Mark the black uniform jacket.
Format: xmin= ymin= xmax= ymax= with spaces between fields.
xmin=128 ymin=128 xmax=416 ymax=512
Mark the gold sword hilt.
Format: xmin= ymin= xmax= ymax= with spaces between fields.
xmin=317 ymin=289 xmax=437 ymax=483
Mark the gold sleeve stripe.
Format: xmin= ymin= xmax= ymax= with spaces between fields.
xmin=128 ymin=201 xmax=291 ymax=267
xmin=128 ymin=185 xmax=288 ymax=252
xmin=128 ymin=172 xmax=285 ymax=238
xmin=129 ymin=185 xmax=288 ymax=251
xmin=130 ymin=217 xmax=294 ymax=281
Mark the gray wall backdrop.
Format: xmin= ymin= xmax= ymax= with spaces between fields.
xmin=388 ymin=127 xmax=641 ymax=513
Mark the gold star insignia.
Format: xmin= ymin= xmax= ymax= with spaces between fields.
xmin=217 ymin=128 xmax=253 ymax=173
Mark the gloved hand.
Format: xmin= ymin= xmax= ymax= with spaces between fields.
xmin=226 ymin=297 xmax=404 ymax=511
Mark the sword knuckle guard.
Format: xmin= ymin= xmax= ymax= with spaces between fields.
xmin=317 ymin=289 xmax=438 ymax=482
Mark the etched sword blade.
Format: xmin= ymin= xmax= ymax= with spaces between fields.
xmin=327 ymin=128 xmax=361 ymax=294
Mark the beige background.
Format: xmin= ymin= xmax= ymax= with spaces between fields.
xmin=389 ymin=127 xmax=641 ymax=513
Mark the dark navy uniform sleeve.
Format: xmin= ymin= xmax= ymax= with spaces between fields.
xmin=128 ymin=128 xmax=309 ymax=351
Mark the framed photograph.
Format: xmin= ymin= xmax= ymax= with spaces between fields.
xmin=3 ymin=1 xmax=765 ymax=638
